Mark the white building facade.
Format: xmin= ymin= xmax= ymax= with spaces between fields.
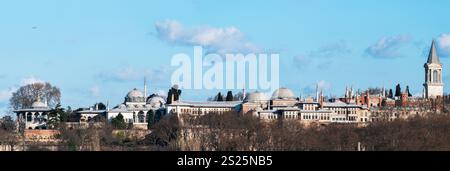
xmin=424 ymin=40 xmax=444 ymax=98
xmin=14 ymin=98 xmax=51 ymax=131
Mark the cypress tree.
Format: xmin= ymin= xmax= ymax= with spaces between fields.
xmin=217 ymin=92 xmax=224 ymax=101
xmin=226 ymin=91 xmax=233 ymax=101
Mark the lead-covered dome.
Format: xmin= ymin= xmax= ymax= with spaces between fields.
xmin=125 ymin=88 xmax=145 ymax=102
xmin=272 ymin=87 xmax=295 ymax=100
xmin=147 ymin=94 xmax=166 ymax=108
xmin=127 ymin=88 xmax=144 ymax=98
xmin=244 ymin=91 xmax=268 ymax=102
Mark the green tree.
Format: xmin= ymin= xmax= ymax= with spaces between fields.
xmin=406 ymin=86 xmax=412 ymax=97
xmin=226 ymin=91 xmax=234 ymax=101
xmin=47 ymin=103 xmax=66 ymax=129
xmin=217 ymin=92 xmax=224 ymax=102
xmin=147 ymin=110 xmax=155 ymax=129
xmin=167 ymin=85 xmax=182 ymax=104
xmin=111 ymin=113 xmax=127 ymax=130
xmin=395 ymin=84 xmax=402 ymax=97
xmin=95 ymin=103 xmax=107 ymax=110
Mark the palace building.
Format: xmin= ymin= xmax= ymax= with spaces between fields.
xmin=238 ymin=88 xmax=370 ymax=125
xmin=10 ymin=41 xmax=446 ymax=131
xmin=14 ymin=96 xmax=51 ymax=131
xmin=106 ymin=79 xmax=167 ymax=129
xmin=72 ymin=78 xmax=167 ymax=130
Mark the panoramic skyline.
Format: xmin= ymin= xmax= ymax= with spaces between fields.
xmin=1 ymin=0 xmax=450 ymax=114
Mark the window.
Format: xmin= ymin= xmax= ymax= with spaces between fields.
xmin=34 ymin=113 xmax=40 ymax=122
xmin=27 ymin=113 xmax=32 ymax=122
xmin=433 ymin=70 xmax=438 ymax=83
xmin=138 ymin=112 xmax=145 ymax=123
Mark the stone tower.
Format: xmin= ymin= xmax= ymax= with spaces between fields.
xmin=424 ymin=40 xmax=444 ymax=98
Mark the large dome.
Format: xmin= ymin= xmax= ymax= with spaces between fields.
xmin=147 ymin=95 xmax=166 ymax=108
xmin=244 ymin=91 xmax=268 ymax=102
xmin=272 ymin=87 xmax=295 ymax=100
xmin=125 ymin=88 xmax=145 ymax=103
xmin=127 ymin=88 xmax=144 ymax=98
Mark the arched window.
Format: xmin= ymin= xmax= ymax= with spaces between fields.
xmin=34 ymin=113 xmax=40 ymax=122
xmin=439 ymin=71 xmax=442 ymax=83
xmin=27 ymin=113 xmax=32 ymax=122
xmin=138 ymin=111 xmax=145 ymax=123
xmin=433 ymin=70 xmax=438 ymax=83
xmin=429 ymin=69 xmax=432 ymax=82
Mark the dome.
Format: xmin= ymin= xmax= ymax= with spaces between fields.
xmin=118 ymin=104 xmax=127 ymax=109
xmin=32 ymin=101 xmax=47 ymax=109
xmin=125 ymin=88 xmax=145 ymax=103
xmin=127 ymin=88 xmax=144 ymax=98
xmin=272 ymin=87 xmax=295 ymax=100
xmin=147 ymin=95 xmax=166 ymax=108
xmin=244 ymin=91 xmax=268 ymax=102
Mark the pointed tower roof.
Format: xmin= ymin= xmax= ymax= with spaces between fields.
xmin=427 ymin=40 xmax=441 ymax=64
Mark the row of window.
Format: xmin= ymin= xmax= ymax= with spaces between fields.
xmin=332 ymin=118 xmax=346 ymax=121
xmin=325 ymin=108 xmax=359 ymax=114
xmin=302 ymin=104 xmax=318 ymax=111
xmin=26 ymin=113 xmax=48 ymax=122
xmin=180 ymin=108 xmax=231 ymax=115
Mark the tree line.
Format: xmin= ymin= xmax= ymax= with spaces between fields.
xmin=157 ymin=112 xmax=450 ymax=151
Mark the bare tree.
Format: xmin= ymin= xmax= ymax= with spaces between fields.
xmin=0 ymin=116 xmax=18 ymax=151
xmin=57 ymin=124 xmax=99 ymax=151
xmin=9 ymin=82 xmax=61 ymax=110
xmin=143 ymin=114 xmax=180 ymax=151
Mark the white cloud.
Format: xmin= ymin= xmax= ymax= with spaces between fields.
xmin=366 ymin=35 xmax=413 ymax=58
xmin=437 ymin=34 xmax=450 ymax=57
xmin=155 ymin=20 xmax=261 ymax=54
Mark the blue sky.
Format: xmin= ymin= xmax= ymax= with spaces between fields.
xmin=1 ymin=0 xmax=450 ymax=114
